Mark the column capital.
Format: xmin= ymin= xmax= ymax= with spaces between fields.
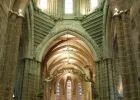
xmin=113 ymin=14 xmax=121 ymax=20
xmin=21 ymin=57 xmax=42 ymax=63
xmin=119 ymin=9 xmax=130 ymax=15
xmin=9 ymin=10 xmax=24 ymax=19
xmin=113 ymin=9 xmax=130 ymax=19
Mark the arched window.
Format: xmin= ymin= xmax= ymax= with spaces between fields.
xmin=91 ymin=0 xmax=98 ymax=10
xmin=65 ymin=0 xmax=73 ymax=14
xmin=78 ymin=83 xmax=82 ymax=100
xmin=56 ymin=83 xmax=60 ymax=100
xmin=39 ymin=0 xmax=47 ymax=10
xmin=67 ymin=80 xmax=72 ymax=100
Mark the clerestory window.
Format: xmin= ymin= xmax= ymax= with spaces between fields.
xmin=91 ymin=0 xmax=98 ymax=10
xmin=39 ymin=0 xmax=47 ymax=10
xmin=65 ymin=0 xmax=73 ymax=14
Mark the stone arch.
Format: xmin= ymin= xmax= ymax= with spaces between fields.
xmin=35 ymin=29 xmax=101 ymax=62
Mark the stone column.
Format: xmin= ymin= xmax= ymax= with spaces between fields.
xmin=83 ymin=81 xmax=90 ymax=100
xmin=44 ymin=83 xmax=51 ymax=100
xmin=22 ymin=58 xmax=40 ymax=100
xmin=98 ymin=60 xmax=110 ymax=100
xmin=106 ymin=58 xmax=115 ymax=100
xmin=73 ymin=95 xmax=77 ymax=100
xmin=0 ymin=11 xmax=23 ymax=100
xmin=14 ymin=59 xmax=26 ymax=100
xmin=120 ymin=10 xmax=139 ymax=100
xmin=61 ymin=95 xmax=65 ymax=100
xmin=52 ymin=94 xmax=56 ymax=100
xmin=50 ymin=83 xmax=55 ymax=100
xmin=73 ymin=80 xmax=78 ymax=100
xmin=113 ymin=14 xmax=129 ymax=100
xmin=60 ymin=80 xmax=65 ymax=100
xmin=95 ymin=61 xmax=100 ymax=99
xmin=82 ymin=94 xmax=84 ymax=100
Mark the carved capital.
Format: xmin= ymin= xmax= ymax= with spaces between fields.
xmin=113 ymin=9 xmax=130 ymax=18
xmin=9 ymin=10 xmax=24 ymax=19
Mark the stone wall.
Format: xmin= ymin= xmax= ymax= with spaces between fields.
xmin=130 ymin=0 xmax=140 ymax=80
xmin=0 ymin=6 xmax=8 ymax=65
xmin=34 ymin=10 xmax=55 ymax=48
xmin=82 ymin=9 xmax=103 ymax=47
xmin=130 ymin=0 xmax=140 ymax=98
xmin=0 ymin=5 xmax=8 ymax=100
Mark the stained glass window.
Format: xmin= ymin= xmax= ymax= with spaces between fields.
xmin=67 ymin=80 xmax=72 ymax=100
xmin=56 ymin=83 xmax=60 ymax=100
xmin=65 ymin=0 xmax=73 ymax=14
xmin=78 ymin=83 xmax=82 ymax=100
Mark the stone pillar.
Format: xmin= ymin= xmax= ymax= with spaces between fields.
xmin=44 ymin=83 xmax=51 ymax=100
xmin=73 ymin=95 xmax=77 ymax=100
xmin=113 ymin=14 xmax=129 ymax=100
xmin=50 ymin=83 xmax=55 ymax=100
xmin=99 ymin=60 xmax=110 ymax=100
xmin=107 ymin=58 xmax=115 ymax=100
xmin=52 ymin=94 xmax=56 ymax=100
xmin=95 ymin=61 xmax=100 ymax=100
xmin=83 ymin=81 xmax=90 ymax=100
xmin=60 ymin=80 xmax=65 ymax=100
xmin=22 ymin=58 xmax=40 ymax=100
xmin=0 ymin=11 xmax=23 ymax=100
xmin=73 ymin=80 xmax=78 ymax=100
xmin=61 ymin=95 xmax=65 ymax=100
xmin=82 ymin=94 xmax=84 ymax=100
xmin=120 ymin=11 xmax=139 ymax=100
xmin=96 ymin=59 xmax=115 ymax=100
xmin=14 ymin=59 xmax=26 ymax=100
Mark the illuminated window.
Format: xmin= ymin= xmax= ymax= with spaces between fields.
xmin=67 ymin=80 xmax=72 ymax=100
xmin=39 ymin=0 xmax=47 ymax=10
xmin=78 ymin=83 xmax=82 ymax=100
xmin=65 ymin=0 xmax=73 ymax=14
xmin=91 ymin=0 xmax=98 ymax=10
xmin=56 ymin=83 xmax=60 ymax=100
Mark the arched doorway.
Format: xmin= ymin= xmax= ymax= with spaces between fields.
xmin=40 ymin=33 xmax=98 ymax=100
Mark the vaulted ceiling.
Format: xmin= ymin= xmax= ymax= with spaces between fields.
xmin=42 ymin=34 xmax=95 ymax=82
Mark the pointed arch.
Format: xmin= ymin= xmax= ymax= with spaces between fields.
xmin=35 ymin=29 xmax=101 ymax=62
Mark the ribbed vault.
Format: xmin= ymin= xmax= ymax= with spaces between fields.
xmin=42 ymin=34 xmax=96 ymax=82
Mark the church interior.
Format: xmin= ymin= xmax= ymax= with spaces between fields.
xmin=0 ymin=0 xmax=140 ymax=100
